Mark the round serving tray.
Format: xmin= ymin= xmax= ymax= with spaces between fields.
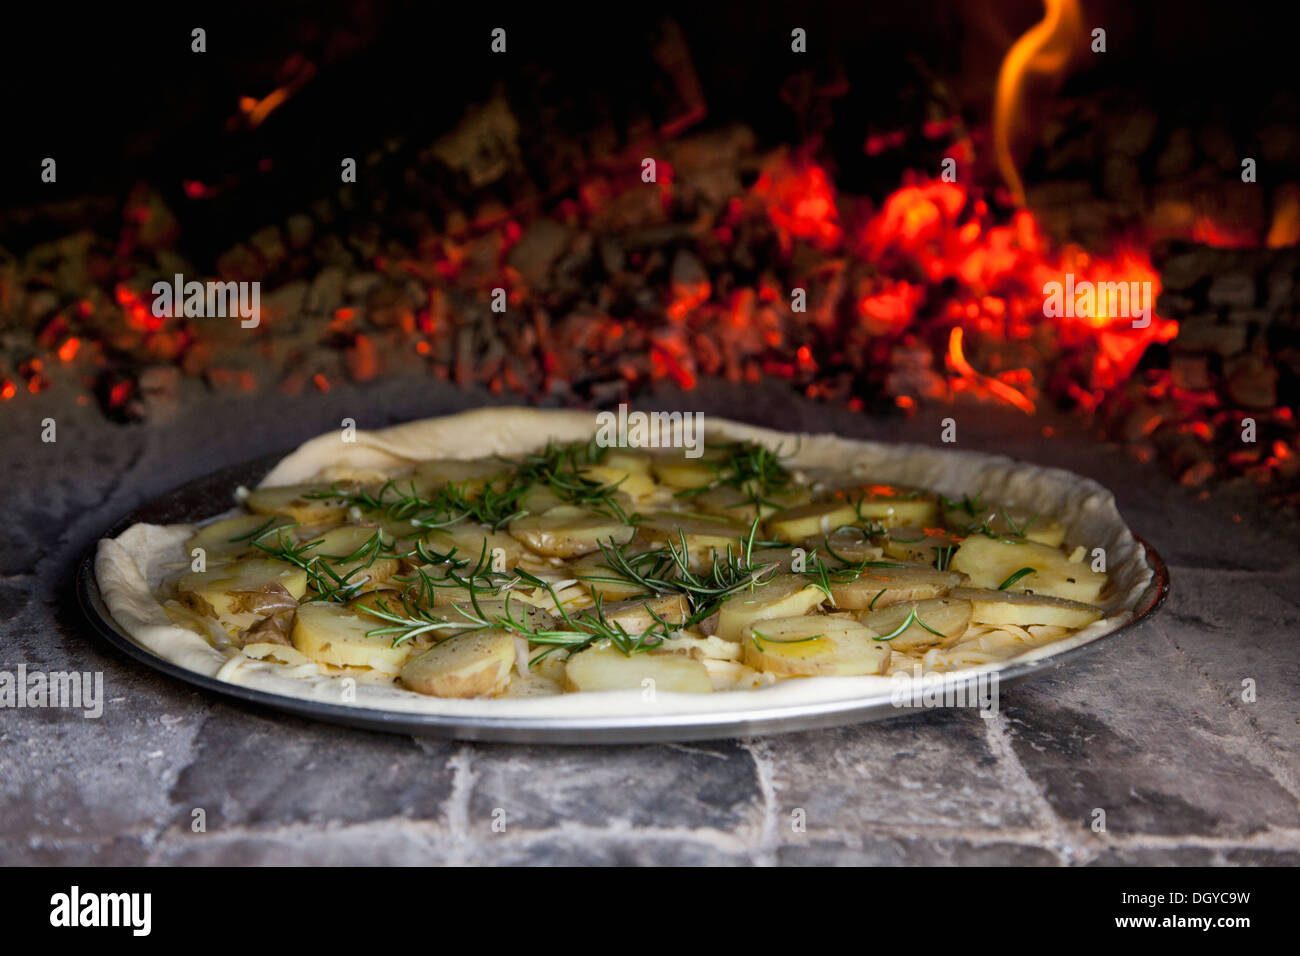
xmin=77 ymin=453 xmax=1170 ymax=744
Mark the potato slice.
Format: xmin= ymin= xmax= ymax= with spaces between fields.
xmin=176 ymin=558 xmax=309 ymax=634
xmin=186 ymin=513 xmax=295 ymax=564
xmin=694 ymin=484 xmax=811 ymax=525
xmin=411 ymin=457 xmax=510 ymax=499
xmin=516 ymin=485 xmax=566 ymax=516
xmin=742 ymin=615 xmax=890 ymax=677
xmin=649 ymin=447 xmax=728 ymax=490
xmin=949 ymin=587 xmax=1104 ymax=629
xmin=765 ymin=500 xmax=861 ymax=542
xmin=350 ymin=592 xmax=547 ymax=650
xmin=245 ymin=483 xmax=352 ymax=526
xmin=291 ymin=602 xmax=417 ymax=670
xmin=570 ymin=549 xmax=655 ymax=600
xmin=357 ymin=512 xmax=432 ymax=545
xmin=856 ymin=598 xmax=972 ymax=649
xmin=443 ymin=596 xmax=556 ymax=633
xmin=881 ymin=526 xmax=964 ymax=566
xmin=345 ymin=588 xmax=428 ymax=634
xmin=508 ymin=505 xmax=635 ymax=557
xmin=637 ymin=512 xmax=750 ymax=564
xmin=563 ymin=644 xmax=712 ymax=693
xmin=715 ymin=573 xmax=827 ymax=641
xmin=943 ymin=503 xmax=1066 ymax=547
xmin=745 ymin=547 xmax=804 ymax=574
xmin=831 ymin=484 xmax=939 ymax=527
xmin=420 ymin=522 xmax=531 ymax=569
xmin=601 ymin=448 xmax=653 ymax=474
xmin=399 ymin=628 xmax=517 ymax=697
xmin=310 ymin=525 xmax=398 ymax=591
xmin=949 ymin=535 xmax=1106 ymax=604
xmin=414 ymin=571 xmax=569 ymax=610
xmin=813 ymin=527 xmax=884 ymax=565
xmin=388 ymin=561 xmax=468 ymax=606
xmin=579 ymin=463 xmax=656 ymax=501
xmin=828 ymin=565 xmax=967 ymax=609
xmin=589 ymin=592 xmax=689 ymax=634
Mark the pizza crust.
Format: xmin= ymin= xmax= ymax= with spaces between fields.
xmin=94 ymin=407 xmax=1155 ymax=719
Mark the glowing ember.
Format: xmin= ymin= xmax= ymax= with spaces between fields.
xmin=182 ymin=180 xmax=216 ymax=200
xmin=844 ymin=171 xmax=1178 ymax=401
xmin=107 ymin=381 xmax=132 ymax=407
xmin=858 ymin=281 xmax=922 ymax=335
xmin=753 ymin=157 xmax=842 ymax=250
xmin=3 ymin=62 xmax=1287 ymax=496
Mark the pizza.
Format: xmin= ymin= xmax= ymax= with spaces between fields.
xmin=94 ymin=408 xmax=1153 ymax=713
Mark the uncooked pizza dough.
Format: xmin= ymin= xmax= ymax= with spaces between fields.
xmin=94 ymin=407 xmax=1154 ymax=719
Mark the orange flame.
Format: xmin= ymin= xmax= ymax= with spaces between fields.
xmin=994 ymin=0 xmax=1083 ymax=205
xmin=1266 ymin=184 xmax=1300 ymax=249
xmin=946 ymin=327 xmax=1036 ymax=414
xmin=239 ymin=88 xmax=291 ymax=128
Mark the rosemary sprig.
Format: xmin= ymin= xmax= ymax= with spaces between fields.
xmin=228 ymin=515 xmax=285 ymax=543
xmin=818 ymin=524 xmax=884 ymax=566
xmin=305 ymin=478 xmax=527 ymax=532
xmin=394 ymin=539 xmax=517 ymax=607
xmin=303 ymin=438 xmax=633 ymax=534
xmin=937 ymin=495 xmax=1037 ymax=544
xmin=939 ymin=492 xmax=983 ymax=517
xmin=801 ymin=553 xmax=836 ymax=604
xmin=872 ymin=606 xmax=948 ymax=642
xmin=579 ymin=519 xmax=781 ymax=631
xmin=836 ymin=488 xmax=912 ymax=530
xmin=817 ymin=556 xmax=907 ymax=585
xmin=673 ymin=440 xmax=798 ymax=501
xmin=358 ymin=596 xmax=478 ymax=647
xmin=508 ymin=439 xmax=631 ymax=523
xmin=750 ymin=629 xmax=823 ymax=651
xmin=503 ymin=569 xmax=672 ymax=659
xmin=932 ymin=544 xmax=957 ymax=571
xmin=250 ymin=525 xmax=389 ymax=604
xmin=589 ymin=539 xmax=678 ymax=594
xmin=666 ymin=521 xmax=780 ymax=626
xmin=997 ymin=567 xmax=1036 ymax=590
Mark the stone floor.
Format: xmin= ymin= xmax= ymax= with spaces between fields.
xmin=2 ymin=377 xmax=1297 ymax=865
